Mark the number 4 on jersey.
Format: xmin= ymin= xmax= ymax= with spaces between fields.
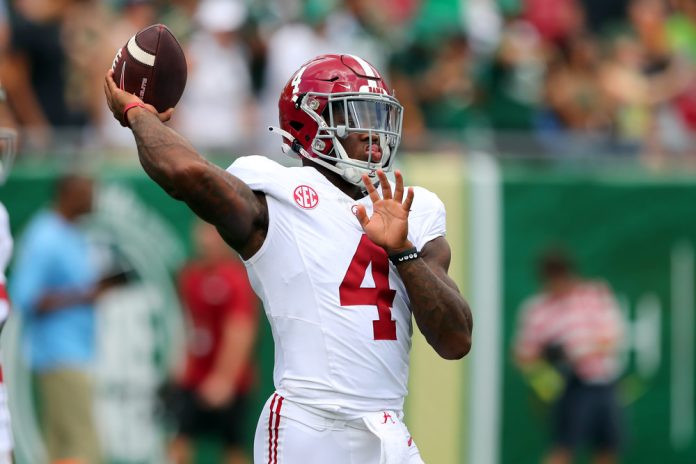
xmin=339 ymin=234 xmax=397 ymax=340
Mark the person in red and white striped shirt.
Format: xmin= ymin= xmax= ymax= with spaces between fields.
xmin=514 ymin=247 xmax=625 ymax=464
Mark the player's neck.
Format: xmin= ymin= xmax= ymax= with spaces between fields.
xmin=303 ymin=161 xmax=366 ymax=200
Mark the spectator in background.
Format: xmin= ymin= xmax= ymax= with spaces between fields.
xmin=159 ymin=0 xmax=199 ymax=42
xmin=597 ymin=32 xmax=663 ymax=154
xmin=416 ymin=33 xmax=478 ymax=135
xmin=629 ymin=0 xmax=671 ymax=67
xmin=323 ymin=0 xmax=391 ymax=72
xmin=0 ymin=0 xmax=102 ymax=150
xmin=666 ymin=0 xmax=696 ymax=63
xmin=390 ymin=31 xmax=480 ymax=151
xmin=522 ymin=0 xmax=585 ymax=46
xmin=478 ymin=15 xmax=548 ymax=152
xmin=514 ymin=247 xmax=625 ymax=464
xmin=92 ymin=0 xmax=158 ymax=150
xmin=257 ymin=0 xmax=335 ymax=159
xmin=582 ymin=0 xmax=630 ymax=35
xmin=175 ymin=0 xmax=256 ymax=154
xmin=9 ymin=174 xmax=124 ymax=464
xmin=624 ymin=0 xmax=694 ymax=159
xmin=667 ymin=0 xmax=696 ymax=155
xmin=544 ymin=35 xmax=611 ymax=133
xmin=169 ymin=221 xmax=258 ymax=464
xmin=0 ymin=0 xmax=10 ymax=54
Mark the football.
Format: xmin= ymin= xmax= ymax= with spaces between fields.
xmin=111 ymin=24 xmax=187 ymax=112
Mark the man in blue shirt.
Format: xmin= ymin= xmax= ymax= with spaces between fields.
xmin=10 ymin=174 xmax=109 ymax=464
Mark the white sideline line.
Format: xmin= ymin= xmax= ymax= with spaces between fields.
xmin=468 ymin=152 xmax=502 ymax=464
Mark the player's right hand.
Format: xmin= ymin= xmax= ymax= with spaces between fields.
xmin=104 ymin=69 xmax=173 ymax=127
xmin=354 ymin=169 xmax=415 ymax=254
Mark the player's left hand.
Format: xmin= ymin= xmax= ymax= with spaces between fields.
xmin=354 ymin=169 xmax=415 ymax=254
xmin=104 ymin=69 xmax=173 ymax=127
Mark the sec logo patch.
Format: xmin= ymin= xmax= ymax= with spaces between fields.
xmin=293 ymin=185 xmax=319 ymax=209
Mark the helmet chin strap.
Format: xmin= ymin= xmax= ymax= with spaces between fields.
xmin=268 ymin=125 xmax=379 ymax=187
xmin=268 ymin=126 xmax=301 ymax=159
xmin=341 ymin=166 xmax=366 ymax=186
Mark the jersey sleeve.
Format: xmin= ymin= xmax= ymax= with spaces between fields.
xmin=407 ymin=186 xmax=446 ymax=251
xmin=226 ymin=155 xmax=291 ymax=198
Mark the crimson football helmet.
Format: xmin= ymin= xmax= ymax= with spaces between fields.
xmin=271 ymin=54 xmax=403 ymax=186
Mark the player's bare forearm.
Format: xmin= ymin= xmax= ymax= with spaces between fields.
xmin=128 ymin=109 xmax=266 ymax=255
xmin=355 ymin=171 xmax=472 ymax=358
xmin=128 ymin=108 xmax=195 ymax=193
xmin=396 ymin=237 xmax=472 ymax=360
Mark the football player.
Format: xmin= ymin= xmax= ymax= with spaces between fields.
xmin=105 ymin=54 xmax=473 ymax=463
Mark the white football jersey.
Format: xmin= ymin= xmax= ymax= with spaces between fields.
xmin=228 ymin=156 xmax=446 ymax=417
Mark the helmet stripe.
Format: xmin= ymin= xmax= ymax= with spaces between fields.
xmin=348 ymin=54 xmax=377 ymax=78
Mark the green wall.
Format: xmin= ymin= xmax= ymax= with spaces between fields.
xmin=500 ymin=166 xmax=696 ymax=464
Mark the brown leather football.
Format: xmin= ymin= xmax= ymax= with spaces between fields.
xmin=111 ymin=24 xmax=187 ymax=112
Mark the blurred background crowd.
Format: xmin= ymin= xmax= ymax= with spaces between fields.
xmin=4 ymin=0 xmax=696 ymax=163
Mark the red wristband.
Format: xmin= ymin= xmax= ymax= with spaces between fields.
xmin=122 ymin=102 xmax=146 ymax=127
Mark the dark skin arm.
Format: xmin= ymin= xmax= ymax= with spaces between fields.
xmin=103 ymin=70 xmax=267 ymax=258
xmin=354 ymin=170 xmax=472 ymax=360
xmin=396 ymin=237 xmax=472 ymax=359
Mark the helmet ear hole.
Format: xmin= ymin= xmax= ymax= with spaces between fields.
xmin=289 ymin=121 xmax=304 ymax=132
